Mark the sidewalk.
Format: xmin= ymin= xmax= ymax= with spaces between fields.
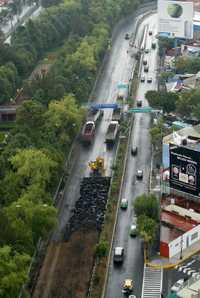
xmin=146 ymin=238 xmax=200 ymax=269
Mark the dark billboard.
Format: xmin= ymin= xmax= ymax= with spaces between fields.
xmin=170 ymin=145 xmax=200 ymax=197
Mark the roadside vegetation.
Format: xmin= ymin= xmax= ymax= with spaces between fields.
xmin=134 ymin=193 xmax=159 ymax=261
xmin=146 ymin=87 xmax=200 ymax=119
xmin=0 ymin=0 xmax=148 ymax=296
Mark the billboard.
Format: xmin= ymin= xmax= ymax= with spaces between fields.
xmin=170 ymin=145 xmax=200 ymax=196
xmin=158 ymin=0 xmax=194 ymax=39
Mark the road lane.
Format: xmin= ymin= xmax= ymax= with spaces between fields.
xmin=105 ymin=13 xmax=158 ymax=298
xmin=52 ymin=11 xmax=150 ymax=242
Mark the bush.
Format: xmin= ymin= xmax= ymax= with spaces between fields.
xmin=95 ymin=240 xmax=108 ymax=258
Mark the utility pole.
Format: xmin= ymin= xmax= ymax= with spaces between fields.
xmin=180 ymin=235 xmax=183 ymax=260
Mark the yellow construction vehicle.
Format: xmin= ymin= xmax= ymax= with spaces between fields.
xmin=88 ymin=156 xmax=105 ymax=176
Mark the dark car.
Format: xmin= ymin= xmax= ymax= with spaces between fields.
xmin=149 ymin=30 xmax=152 ymax=35
xmin=140 ymin=76 xmax=145 ymax=83
xmin=147 ymin=77 xmax=152 ymax=83
xmin=125 ymin=33 xmax=130 ymax=40
xmin=137 ymin=100 xmax=142 ymax=107
xmin=143 ymin=59 xmax=147 ymax=65
xmin=131 ymin=146 xmax=138 ymax=156
xmin=144 ymin=66 xmax=149 ymax=72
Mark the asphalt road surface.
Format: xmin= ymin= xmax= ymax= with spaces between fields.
xmin=52 ymin=10 xmax=154 ymax=242
xmin=105 ymin=13 xmax=158 ymax=298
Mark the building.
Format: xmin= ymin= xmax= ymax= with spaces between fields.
xmin=160 ymin=125 xmax=200 ymax=257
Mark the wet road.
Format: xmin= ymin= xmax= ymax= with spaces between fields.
xmin=105 ymin=14 xmax=158 ymax=298
xmin=52 ymin=10 xmax=153 ymax=242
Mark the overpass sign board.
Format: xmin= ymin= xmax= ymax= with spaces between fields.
xmin=128 ymin=107 xmax=153 ymax=113
xmin=91 ymin=103 xmax=119 ymax=110
xmin=117 ymin=82 xmax=128 ymax=89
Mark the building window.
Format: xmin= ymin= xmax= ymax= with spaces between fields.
xmin=191 ymin=232 xmax=198 ymax=241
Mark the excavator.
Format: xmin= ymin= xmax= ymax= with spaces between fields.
xmin=88 ymin=156 xmax=105 ymax=176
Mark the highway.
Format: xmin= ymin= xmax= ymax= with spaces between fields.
xmin=53 ymin=10 xmax=153 ymax=242
xmin=105 ymin=13 xmax=158 ymax=298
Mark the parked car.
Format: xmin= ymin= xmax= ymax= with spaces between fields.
xmin=149 ymin=30 xmax=152 ymax=35
xmin=122 ymin=279 xmax=134 ymax=294
xmin=144 ymin=66 xmax=149 ymax=72
xmin=136 ymin=170 xmax=143 ymax=180
xmin=113 ymin=247 xmax=124 ymax=263
xmin=136 ymin=100 xmax=142 ymax=107
xmin=171 ymin=279 xmax=184 ymax=293
xmin=143 ymin=59 xmax=147 ymax=65
xmin=131 ymin=146 xmax=138 ymax=156
xmin=120 ymin=198 xmax=128 ymax=209
xmin=147 ymin=77 xmax=152 ymax=83
xmin=140 ymin=76 xmax=145 ymax=83
xmin=145 ymin=48 xmax=149 ymax=54
xmin=130 ymin=224 xmax=137 ymax=237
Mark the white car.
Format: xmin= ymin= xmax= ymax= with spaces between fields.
xmin=136 ymin=170 xmax=143 ymax=180
xmin=171 ymin=279 xmax=184 ymax=292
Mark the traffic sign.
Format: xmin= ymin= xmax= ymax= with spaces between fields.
xmin=91 ymin=103 xmax=119 ymax=110
xmin=128 ymin=107 xmax=153 ymax=113
xmin=117 ymin=82 xmax=128 ymax=89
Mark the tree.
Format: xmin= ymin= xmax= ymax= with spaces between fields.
xmin=0 ymin=245 xmax=30 ymax=298
xmin=44 ymin=95 xmax=83 ymax=150
xmin=145 ymin=90 xmax=178 ymax=113
xmin=175 ymin=57 xmax=200 ymax=74
xmin=3 ymin=198 xmax=57 ymax=251
xmin=10 ymin=148 xmax=57 ymax=188
xmin=15 ymin=100 xmax=45 ymax=145
xmin=137 ymin=215 xmax=157 ymax=243
xmin=134 ymin=193 xmax=159 ymax=221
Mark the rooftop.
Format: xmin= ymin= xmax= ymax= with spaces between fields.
xmin=161 ymin=210 xmax=196 ymax=234
xmin=163 ymin=124 xmax=200 ymax=146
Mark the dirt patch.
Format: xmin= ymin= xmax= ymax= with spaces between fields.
xmin=32 ymin=229 xmax=98 ymax=298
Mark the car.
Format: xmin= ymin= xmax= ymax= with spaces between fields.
xmin=125 ymin=33 xmax=130 ymax=40
xmin=130 ymin=224 xmax=137 ymax=237
xmin=143 ymin=59 xmax=147 ymax=65
xmin=144 ymin=66 xmax=149 ymax=72
xmin=136 ymin=170 xmax=143 ymax=179
xmin=144 ymin=49 xmax=149 ymax=54
xmin=120 ymin=198 xmax=128 ymax=209
xmin=140 ymin=76 xmax=145 ymax=83
xmin=147 ymin=77 xmax=152 ymax=83
xmin=149 ymin=30 xmax=152 ymax=35
xmin=113 ymin=246 xmax=124 ymax=263
xmin=136 ymin=100 xmax=142 ymax=107
xmin=122 ymin=279 xmax=134 ymax=294
xmin=171 ymin=279 xmax=184 ymax=293
xmin=131 ymin=146 xmax=138 ymax=156
xmin=129 ymin=295 xmax=136 ymax=298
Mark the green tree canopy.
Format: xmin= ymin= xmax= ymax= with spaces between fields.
xmin=137 ymin=215 xmax=157 ymax=243
xmin=134 ymin=193 xmax=159 ymax=221
xmin=0 ymin=245 xmax=30 ymax=298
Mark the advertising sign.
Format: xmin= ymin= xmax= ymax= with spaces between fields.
xmin=170 ymin=146 xmax=200 ymax=196
xmin=158 ymin=0 xmax=194 ymax=39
